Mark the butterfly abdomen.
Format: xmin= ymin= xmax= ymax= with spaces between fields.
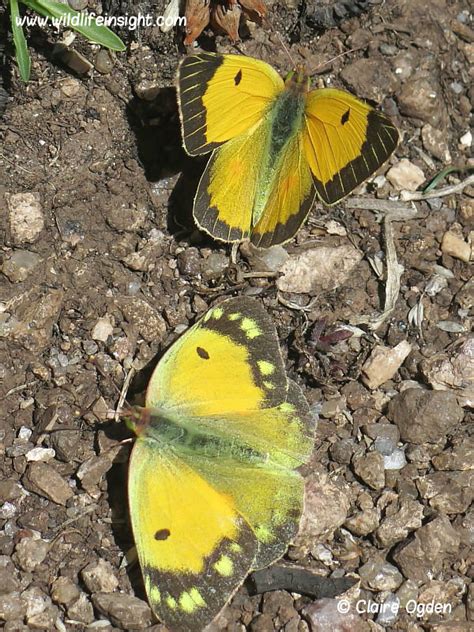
xmin=146 ymin=414 xmax=267 ymax=463
xmin=252 ymin=88 xmax=307 ymax=225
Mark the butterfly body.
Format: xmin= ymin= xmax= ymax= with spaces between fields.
xmin=177 ymin=52 xmax=399 ymax=247
xmin=252 ymin=72 xmax=308 ymax=225
xmin=126 ymin=298 xmax=315 ymax=632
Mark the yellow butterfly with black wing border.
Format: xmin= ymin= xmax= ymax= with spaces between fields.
xmin=126 ymin=297 xmax=315 ymax=632
xmin=177 ymin=52 xmax=399 ymax=248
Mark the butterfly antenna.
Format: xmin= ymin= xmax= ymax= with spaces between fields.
xmin=116 ymin=367 xmax=136 ymax=422
xmin=307 ymin=45 xmax=364 ymax=76
xmin=275 ymin=29 xmax=295 ymax=67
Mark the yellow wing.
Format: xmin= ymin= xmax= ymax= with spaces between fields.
xmin=177 ymin=52 xmax=284 ymax=156
xmin=146 ymin=297 xmax=288 ymax=415
xmin=191 ymin=124 xmax=265 ymax=243
xmin=303 ymin=88 xmax=399 ymax=204
xmin=128 ymin=441 xmax=257 ymax=632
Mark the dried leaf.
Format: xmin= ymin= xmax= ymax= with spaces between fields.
xmin=184 ymin=0 xmax=210 ymax=44
xmin=211 ymin=3 xmax=241 ymax=41
xmin=239 ymin=0 xmax=266 ymax=18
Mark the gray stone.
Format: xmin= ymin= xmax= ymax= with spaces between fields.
xmin=376 ymin=498 xmax=424 ymax=547
xmin=95 ymin=50 xmax=115 ymax=74
xmin=344 ymin=507 xmax=380 ymax=536
xmin=51 ymin=576 xmax=80 ymax=606
xmin=15 ymin=535 xmax=50 ymax=571
xmin=66 ymin=592 xmax=94 ymax=624
xmin=432 ymin=438 xmax=474 ymax=471
xmin=0 ymin=593 xmax=27 ymax=621
xmin=114 ymin=297 xmax=166 ymax=343
xmin=81 ymin=559 xmax=119 ymax=593
xmin=398 ymin=73 xmax=447 ymax=127
xmin=1 ymin=250 xmax=41 ymax=283
xmin=76 ymin=455 xmax=114 ymax=495
xmin=295 ymin=475 xmax=351 ymax=546
xmin=416 ymin=471 xmax=473 ymax=514
xmin=359 ymin=556 xmax=404 ymax=591
xmin=23 ymin=462 xmax=74 ymax=505
xmin=393 ymin=515 xmax=460 ymax=582
xmin=92 ymin=592 xmax=153 ymax=629
xmin=352 ymin=452 xmax=385 ymax=490
xmin=388 ymin=389 xmax=464 ymax=444
xmin=302 ymin=598 xmax=370 ymax=632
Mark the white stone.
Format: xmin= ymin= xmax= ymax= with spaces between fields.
xmin=91 ymin=317 xmax=113 ymax=342
xmin=7 ymin=192 xmax=44 ymax=244
xmin=26 ymin=447 xmax=56 ymax=462
xmin=362 ymin=341 xmax=412 ymax=389
xmin=460 ymin=130 xmax=472 ymax=147
xmin=386 ymin=159 xmax=425 ymax=191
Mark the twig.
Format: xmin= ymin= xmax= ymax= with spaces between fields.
xmin=351 ymin=215 xmax=404 ymax=330
xmin=401 ymin=174 xmax=474 ymax=201
xmin=241 ymin=271 xmax=279 ymax=279
xmin=6 ymin=380 xmax=39 ymax=396
xmin=346 ymin=197 xmax=419 ymax=220
xmin=277 ymin=294 xmax=319 ymax=312
xmin=116 ymin=367 xmax=135 ymax=422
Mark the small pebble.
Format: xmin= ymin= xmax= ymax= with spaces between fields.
xmin=15 ymin=535 xmax=50 ymax=571
xmin=94 ymin=50 xmax=115 ymax=74
xmin=441 ymin=230 xmax=471 ymax=262
xmin=383 ymin=448 xmax=407 ymax=470
xmin=81 ymin=559 xmax=119 ymax=593
xmin=23 ymin=462 xmax=74 ymax=505
xmin=51 ymin=577 xmax=80 ymax=606
xmin=374 ymin=435 xmax=396 ymax=456
xmin=460 ymin=130 xmax=472 ymax=147
xmin=386 ymin=159 xmax=425 ymax=191
xmin=361 ymin=341 xmax=412 ymax=389
xmin=376 ymin=593 xmax=400 ymax=625
xmin=91 ymin=317 xmax=114 ymax=343
xmin=7 ymin=192 xmax=44 ymax=244
xmin=25 ymin=447 xmax=56 ymax=462
xmin=1 ymin=250 xmax=42 ymax=283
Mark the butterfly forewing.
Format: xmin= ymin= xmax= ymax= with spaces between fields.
xmin=303 ymin=88 xmax=399 ymax=204
xmin=178 ymin=52 xmax=284 ymax=156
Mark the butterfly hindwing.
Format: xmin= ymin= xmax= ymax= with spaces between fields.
xmin=303 ymin=88 xmax=399 ymax=204
xmin=250 ymin=129 xmax=317 ymax=248
xmin=177 ymin=52 xmax=284 ymax=156
xmin=128 ymin=440 xmax=257 ymax=632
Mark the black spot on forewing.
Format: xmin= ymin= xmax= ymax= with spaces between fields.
xmin=155 ymin=529 xmax=171 ymax=540
xmin=341 ymin=109 xmax=350 ymax=125
xmin=234 ymin=70 xmax=242 ymax=86
xmin=197 ymin=346 xmax=210 ymax=360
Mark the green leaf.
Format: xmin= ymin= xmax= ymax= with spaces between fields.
xmin=10 ymin=0 xmax=31 ymax=81
xmin=20 ymin=0 xmax=126 ymax=51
